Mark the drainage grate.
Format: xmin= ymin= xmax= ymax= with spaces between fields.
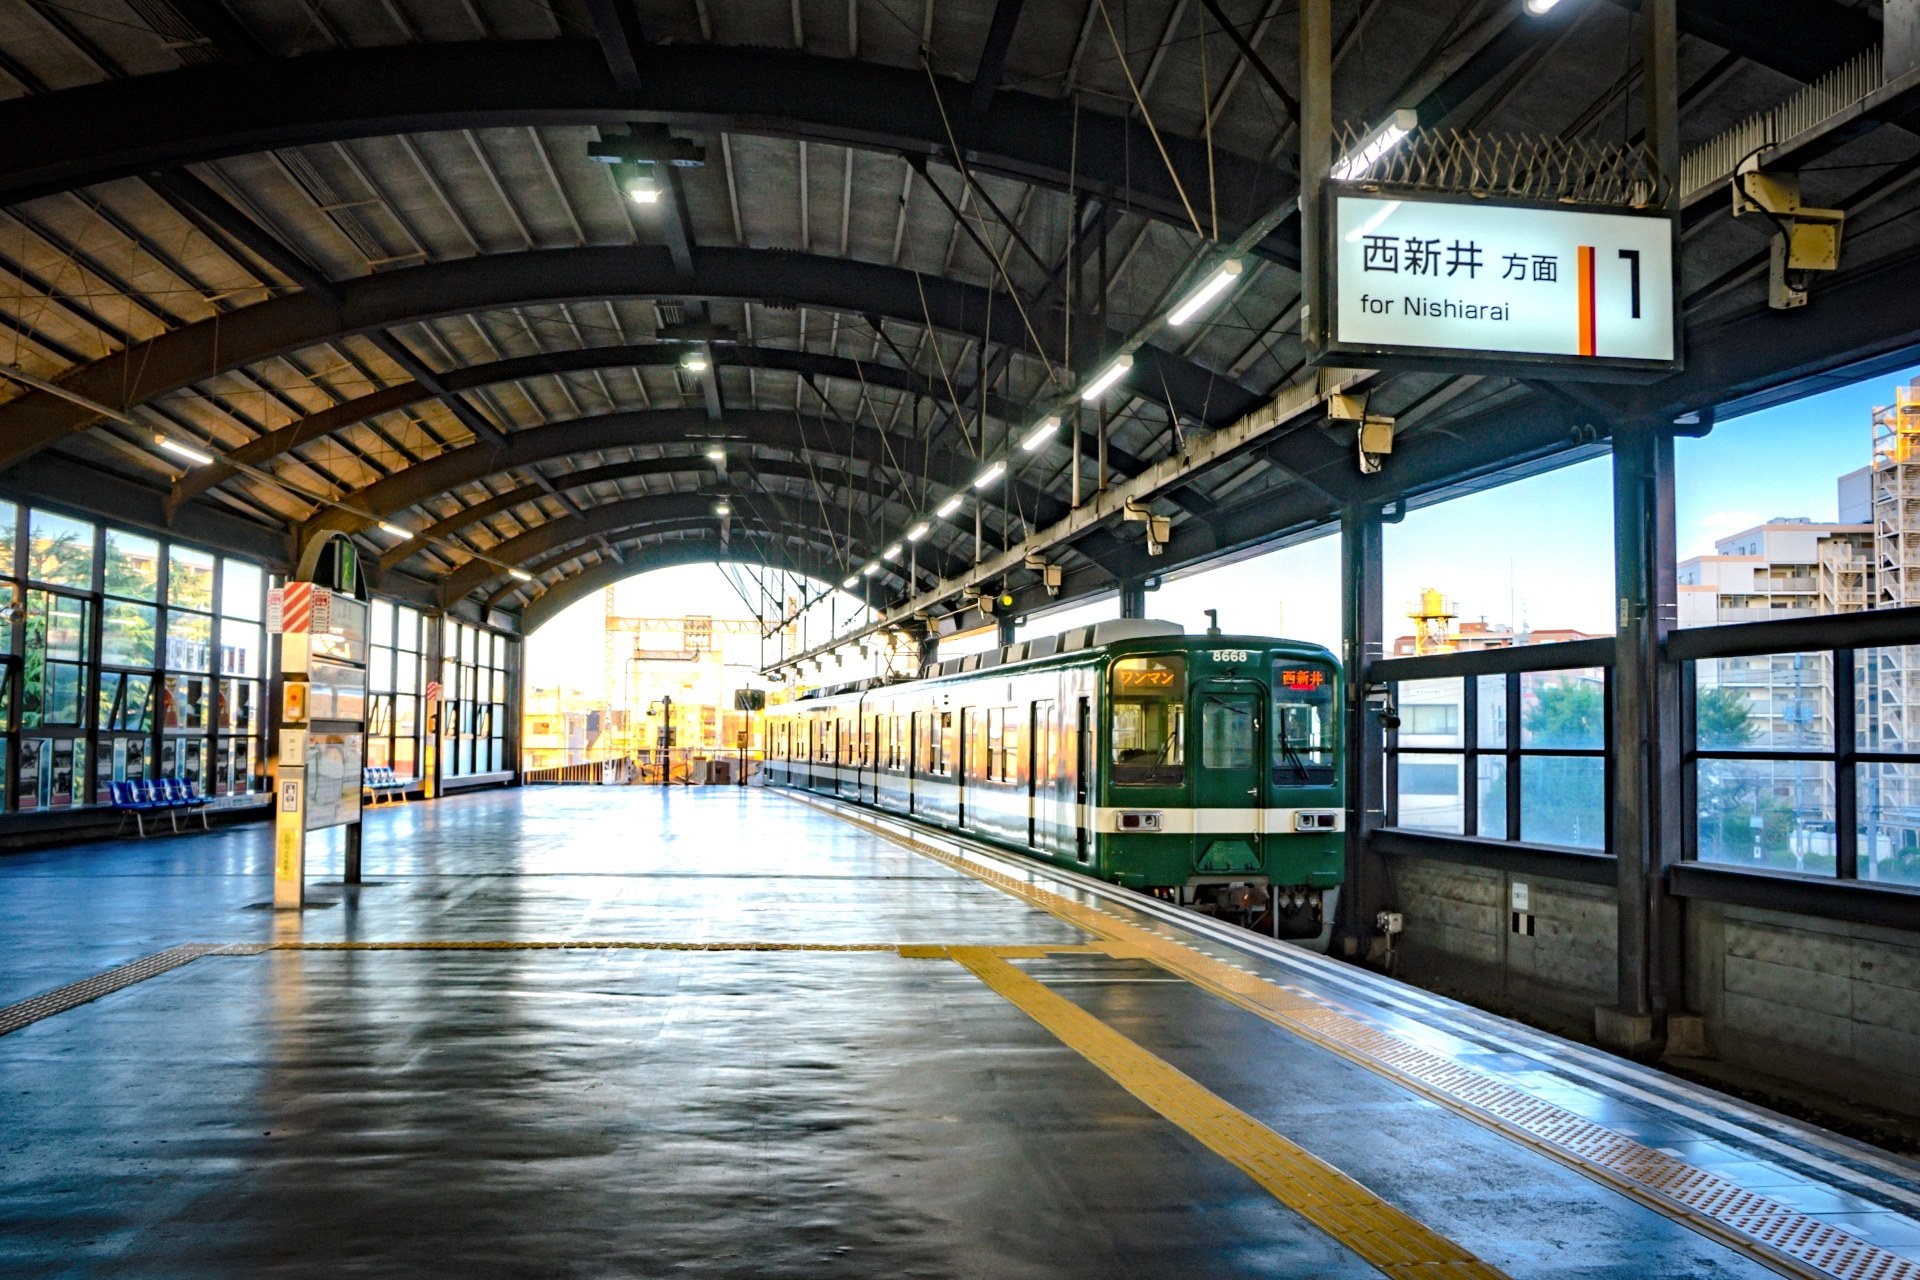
xmin=0 ymin=944 xmax=221 ymax=1037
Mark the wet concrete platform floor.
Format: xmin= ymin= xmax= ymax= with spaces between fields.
xmin=0 ymin=786 xmax=1892 ymax=1277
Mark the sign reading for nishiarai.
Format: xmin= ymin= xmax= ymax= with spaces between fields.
xmin=1328 ymin=193 xmax=1676 ymax=373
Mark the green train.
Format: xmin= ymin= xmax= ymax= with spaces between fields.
xmin=764 ymin=619 xmax=1344 ymax=940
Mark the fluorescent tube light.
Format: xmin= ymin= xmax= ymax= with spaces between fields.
xmin=973 ymin=461 xmax=1006 ymax=489
xmin=1331 ymin=109 xmax=1419 ymax=182
xmin=906 ymin=522 xmax=930 ymax=541
xmin=884 ymin=544 xmax=902 ymax=560
xmin=843 ymin=576 xmax=859 ymax=589
xmin=1020 ymin=415 xmax=1061 ymax=451
xmin=713 ymin=502 xmax=730 ymax=515
xmin=1524 ymin=0 xmax=1560 ymax=12
xmin=508 ymin=568 xmax=533 ymax=581
xmin=937 ymin=495 xmax=963 ymax=518
xmin=682 ymin=354 xmax=709 ymax=372
xmin=378 ymin=522 xmax=411 ymax=538
xmin=153 ymin=435 xmax=214 ymax=466
xmin=1167 ymin=260 xmax=1243 ymax=326
xmin=1078 ymin=354 xmax=1134 ymax=402
xmin=706 ymin=448 xmax=725 ymax=460
xmin=862 ymin=562 xmax=881 ymax=576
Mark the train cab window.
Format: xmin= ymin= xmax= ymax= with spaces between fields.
xmin=1201 ymin=698 xmax=1255 ymax=769
xmin=1273 ymin=663 xmax=1336 ymax=785
xmin=1111 ymin=656 xmax=1186 ymax=785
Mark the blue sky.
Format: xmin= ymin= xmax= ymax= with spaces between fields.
xmin=527 ymin=364 xmax=1917 ymax=687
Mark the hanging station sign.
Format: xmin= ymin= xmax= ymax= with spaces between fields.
xmin=1322 ymin=189 xmax=1679 ymax=379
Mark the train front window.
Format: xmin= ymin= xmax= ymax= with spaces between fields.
xmin=1273 ymin=663 xmax=1335 ymax=785
xmin=1111 ymin=656 xmax=1185 ymax=785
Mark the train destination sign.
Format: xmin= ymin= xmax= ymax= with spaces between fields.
xmin=1325 ymin=192 xmax=1677 ymax=378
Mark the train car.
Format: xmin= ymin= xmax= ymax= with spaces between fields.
xmin=763 ymin=618 xmax=1344 ymax=941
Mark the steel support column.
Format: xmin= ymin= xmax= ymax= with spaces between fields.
xmin=1337 ymin=503 xmax=1387 ymax=958
xmin=1603 ymin=425 xmax=1662 ymax=1054
xmin=1117 ymin=580 xmax=1147 ymax=619
xmin=1298 ymin=0 xmax=1331 ymax=356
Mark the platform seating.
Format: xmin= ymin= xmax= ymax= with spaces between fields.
xmin=109 ymin=780 xmax=161 ymax=837
xmin=362 ymin=766 xmax=408 ymax=807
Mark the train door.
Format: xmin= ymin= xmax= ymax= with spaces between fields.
xmin=1194 ymin=679 xmax=1266 ymax=874
xmin=1074 ymin=696 xmax=1092 ymax=862
xmin=956 ymin=706 xmax=972 ymax=827
xmin=907 ymin=711 xmax=919 ymax=814
xmin=1029 ymin=700 xmax=1054 ymax=849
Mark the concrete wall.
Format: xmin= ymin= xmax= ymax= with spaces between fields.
xmin=1689 ymin=901 xmax=1920 ymax=1118
xmin=1391 ymin=854 xmax=1920 ymax=1118
xmin=1391 ymin=857 xmax=1616 ymax=1037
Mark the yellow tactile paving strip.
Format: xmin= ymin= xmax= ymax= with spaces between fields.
xmin=944 ymin=945 xmax=1508 ymax=1280
xmin=0 ymin=944 xmax=222 ymax=1036
xmin=804 ymin=796 xmax=1920 ymax=1280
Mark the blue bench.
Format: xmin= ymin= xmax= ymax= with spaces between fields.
xmin=111 ymin=778 xmax=212 ymax=837
xmin=363 ymin=766 xmax=408 ymax=807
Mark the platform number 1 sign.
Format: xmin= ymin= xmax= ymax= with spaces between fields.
xmin=1329 ymin=193 xmax=1675 ymax=375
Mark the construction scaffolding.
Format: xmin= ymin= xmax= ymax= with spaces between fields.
xmin=1860 ymin=386 xmax=1920 ymax=871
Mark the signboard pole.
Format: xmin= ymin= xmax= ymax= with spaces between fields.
xmin=1298 ymin=0 xmax=1332 ymax=356
xmin=273 ymin=623 xmax=309 ymax=910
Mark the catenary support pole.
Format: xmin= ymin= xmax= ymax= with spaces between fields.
xmin=1336 ymin=503 xmax=1386 ymax=958
xmin=1118 ymin=580 xmax=1146 ymax=619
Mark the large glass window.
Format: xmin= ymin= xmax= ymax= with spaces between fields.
xmin=1110 ymin=655 xmax=1186 ymax=786
xmin=0 ymin=505 xmax=269 ymax=811
xmin=1272 ymin=662 xmax=1336 ymax=785
xmin=1388 ymin=667 xmax=1609 ymax=847
xmin=440 ymin=619 xmax=515 ymax=779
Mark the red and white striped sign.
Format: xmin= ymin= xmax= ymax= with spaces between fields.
xmin=425 ymin=680 xmax=443 ymax=702
xmin=270 ymin=583 xmax=332 ymax=634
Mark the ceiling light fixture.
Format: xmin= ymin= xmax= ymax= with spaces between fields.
xmin=936 ymin=495 xmax=964 ymax=518
xmin=682 ymin=354 xmax=709 ymax=373
xmin=153 ymin=435 xmax=214 ymax=466
xmin=377 ymin=522 xmax=411 ymax=538
xmin=706 ymin=448 xmax=724 ymax=461
xmin=713 ymin=502 xmax=730 ymax=515
xmin=1079 ymin=354 xmax=1134 ymax=402
xmin=884 ymin=544 xmax=902 ymax=560
xmin=906 ymin=522 xmax=930 ymax=541
xmin=1330 ymin=109 xmax=1419 ymax=182
xmin=622 ymin=164 xmax=662 ymax=204
xmin=842 ymin=576 xmax=859 ymax=589
xmin=1167 ymin=260 xmax=1243 ymax=326
xmin=508 ymin=568 xmax=533 ymax=582
xmin=1020 ymin=415 xmax=1061 ymax=451
xmin=862 ymin=562 xmax=881 ymax=576
xmin=973 ymin=460 xmax=1006 ymax=489
xmin=1524 ymin=0 xmax=1561 ymax=12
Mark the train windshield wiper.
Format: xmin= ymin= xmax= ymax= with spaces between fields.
xmin=1278 ymin=711 xmax=1310 ymax=780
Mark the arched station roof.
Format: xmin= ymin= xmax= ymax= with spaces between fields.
xmin=0 ymin=0 xmax=1911 ymax=631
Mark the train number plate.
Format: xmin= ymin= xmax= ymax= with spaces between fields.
xmin=1208 ymin=649 xmax=1251 ymax=662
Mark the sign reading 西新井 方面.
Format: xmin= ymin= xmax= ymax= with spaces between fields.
xmin=1326 ymin=192 xmax=1676 ymax=376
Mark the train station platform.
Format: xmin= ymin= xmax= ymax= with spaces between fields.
xmin=4 ymin=787 xmax=1920 ymax=1279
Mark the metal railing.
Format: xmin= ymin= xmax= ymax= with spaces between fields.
xmin=1669 ymin=604 xmax=1920 ymax=889
xmin=1374 ymin=638 xmax=1615 ymax=858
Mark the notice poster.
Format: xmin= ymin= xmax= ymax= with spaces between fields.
xmin=1329 ymin=192 xmax=1675 ymax=371
xmin=304 ymin=731 xmax=363 ymax=831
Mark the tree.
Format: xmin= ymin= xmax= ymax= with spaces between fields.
xmin=1521 ymin=678 xmax=1605 ymax=847
xmin=1696 ymin=685 xmax=1757 ymax=749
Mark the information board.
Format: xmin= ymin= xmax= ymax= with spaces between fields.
xmin=1325 ymin=190 xmax=1677 ymax=378
xmin=304 ymin=730 xmax=363 ymax=831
